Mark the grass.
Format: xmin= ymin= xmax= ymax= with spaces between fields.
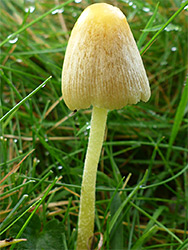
xmin=0 ymin=0 xmax=188 ymax=249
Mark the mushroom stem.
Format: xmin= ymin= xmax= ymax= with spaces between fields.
xmin=77 ymin=106 xmax=108 ymax=250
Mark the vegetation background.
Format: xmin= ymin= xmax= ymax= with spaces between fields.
xmin=0 ymin=0 xmax=188 ymax=249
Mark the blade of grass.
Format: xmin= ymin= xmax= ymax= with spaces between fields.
xmin=0 ymin=180 xmax=35 ymax=198
xmin=144 ymin=243 xmax=179 ymax=249
xmin=0 ymin=71 xmax=25 ymax=107
xmin=140 ymin=1 xmax=188 ymax=55
xmin=18 ymin=163 xmax=188 ymax=192
xmin=167 ymin=78 xmax=188 ymax=160
xmin=143 ymin=206 xmax=166 ymax=234
xmin=0 ymin=194 xmax=28 ymax=231
xmin=106 ymin=146 xmax=122 ymax=184
xmin=0 ymin=0 xmax=74 ymax=47
xmin=0 ymin=66 xmax=44 ymax=80
xmin=130 ymin=201 xmax=183 ymax=244
xmin=0 ymin=152 xmax=28 ymax=167
xmin=142 ymin=163 xmax=188 ymax=190
xmin=137 ymin=2 xmax=159 ymax=50
xmin=27 ymin=170 xmax=53 ymax=194
xmin=9 ymin=176 xmax=59 ymax=250
xmin=36 ymin=133 xmax=65 ymax=168
xmin=176 ymin=238 xmax=188 ymax=250
xmin=104 ymin=141 xmax=188 ymax=153
xmin=101 ymin=177 xmax=125 ymax=229
xmin=62 ymin=197 xmax=73 ymax=225
xmin=0 ymin=199 xmax=41 ymax=236
xmin=108 ymin=170 xmax=148 ymax=234
xmin=131 ymin=225 xmax=158 ymax=250
xmin=0 ymin=148 xmax=35 ymax=185
xmin=109 ymin=193 xmax=124 ymax=249
xmin=0 ymin=76 xmax=52 ymax=123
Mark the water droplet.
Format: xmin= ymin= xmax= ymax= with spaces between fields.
xmin=148 ymin=110 xmax=156 ymax=116
xmin=84 ymin=123 xmax=90 ymax=135
xmin=33 ymin=157 xmax=40 ymax=165
xmin=75 ymin=0 xmax=82 ymax=3
xmin=129 ymin=1 xmax=133 ymax=6
xmin=84 ymin=131 xmax=88 ymax=136
xmin=14 ymin=139 xmax=18 ymax=143
xmin=7 ymin=34 xmax=19 ymax=44
xmin=58 ymin=166 xmax=63 ymax=170
xmin=171 ymin=47 xmax=177 ymax=52
xmin=42 ymin=84 xmax=46 ymax=88
xmin=86 ymin=122 xmax=91 ymax=130
xmin=164 ymin=23 xmax=181 ymax=32
xmin=0 ymin=136 xmax=3 ymax=140
xmin=160 ymin=61 xmax=168 ymax=66
xmin=72 ymin=12 xmax=77 ymax=17
xmin=52 ymin=8 xmax=64 ymax=15
xmin=142 ymin=7 xmax=150 ymax=12
xmin=44 ymin=134 xmax=49 ymax=142
xmin=4 ymin=98 xmax=10 ymax=103
xmin=16 ymin=59 xmax=23 ymax=63
xmin=24 ymin=0 xmax=35 ymax=13
xmin=19 ymin=150 xmax=23 ymax=154
xmin=132 ymin=4 xmax=137 ymax=9
xmin=182 ymin=0 xmax=188 ymax=10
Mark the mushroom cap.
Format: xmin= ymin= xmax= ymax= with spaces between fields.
xmin=62 ymin=3 xmax=151 ymax=111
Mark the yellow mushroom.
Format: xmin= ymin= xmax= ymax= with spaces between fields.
xmin=62 ymin=3 xmax=151 ymax=249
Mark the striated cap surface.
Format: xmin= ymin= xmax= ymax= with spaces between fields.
xmin=62 ymin=3 xmax=151 ymax=111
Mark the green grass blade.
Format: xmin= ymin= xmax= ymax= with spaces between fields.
xmin=0 ymin=180 xmax=35 ymax=197
xmin=62 ymin=197 xmax=73 ymax=225
xmin=0 ymin=199 xmax=41 ymax=236
xmin=0 ymin=0 xmax=74 ymax=47
xmin=130 ymin=201 xmax=183 ymax=244
xmin=0 ymin=194 xmax=28 ymax=231
xmin=108 ymin=170 xmax=148 ymax=234
xmin=143 ymin=206 xmax=166 ymax=234
xmin=109 ymin=193 xmax=124 ymax=249
xmin=28 ymin=170 xmax=53 ymax=194
xmin=10 ymin=176 xmax=59 ymax=250
xmin=131 ymin=225 xmax=158 ymax=250
xmin=0 ymin=66 xmax=44 ymax=80
xmin=140 ymin=1 xmax=188 ymax=55
xmin=19 ymin=163 xmax=188 ymax=193
xmin=0 ymin=76 xmax=52 ymax=123
xmin=101 ymin=177 xmax=125 ymax=231
xmin=0 ymin=152 xmax=28 ymax=167
xmin=143 ymin=163 xmax=188 ymax=190
xmin=137 ymin=2 xmax=159 ymax=50
xmin=167 ymin=78 xmax=188 ymax=159
xmin=176 ymin=238 xmax=188 ymax=250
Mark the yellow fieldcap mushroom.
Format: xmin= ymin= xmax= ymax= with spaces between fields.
xmin=62 ymin=3 xmax=150 ymax=111
xmin=61 ymin=3 xmax=151 ymax=250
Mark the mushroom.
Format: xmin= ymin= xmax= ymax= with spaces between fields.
xmin=61 ymin=3 xmax=150 ymax=249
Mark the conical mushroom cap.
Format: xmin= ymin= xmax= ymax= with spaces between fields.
xmin=62 ymin=3 xmax=151 ymax=111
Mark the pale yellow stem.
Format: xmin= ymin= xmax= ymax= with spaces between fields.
xmin=77 ymin=106 xmax=108 ymax=250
